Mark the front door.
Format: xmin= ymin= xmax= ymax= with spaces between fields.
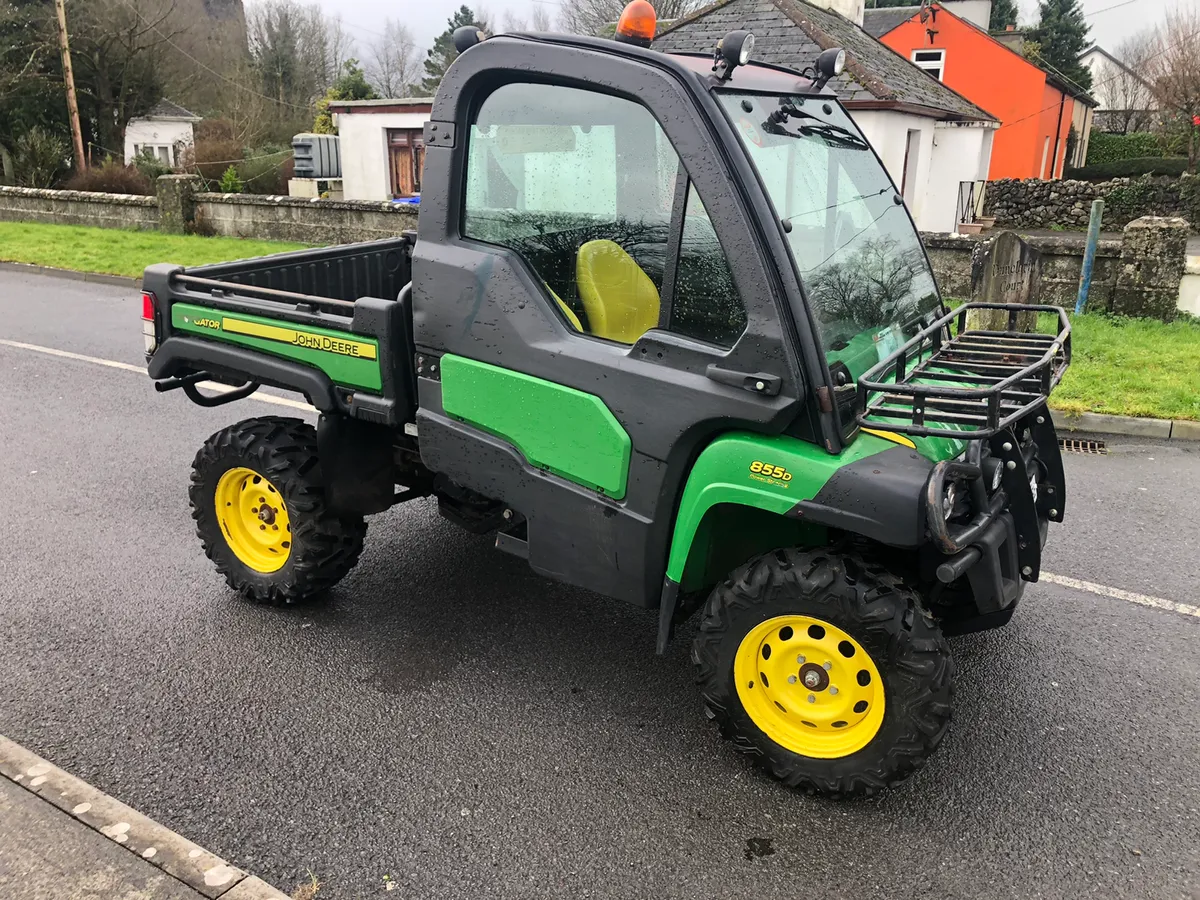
xmin=413 ymin=51 xmax=810 ymax=606
xmin=387 ymin=129 xmax=424 ymax=197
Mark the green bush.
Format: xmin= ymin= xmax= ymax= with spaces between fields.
xmin=236 ymin=150 xmax=294 ymax=195
xmin=1085 ymin=131 xmax=1163 ymax=166
xmin=13 ymin=127 xmax=68 ymax=188
xmin=1065 ymin=157 xmax=1189 ymax=181
xmin=218 ymin=165 xmax=244 ymax=193
xmin=131 ymin=149 xmax=173 ymax=182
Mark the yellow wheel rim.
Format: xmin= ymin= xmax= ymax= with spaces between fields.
xmin=734 ymin=615 xmax=885 ymax=759
xmin=214 ymin=467 xmax=292 ymax=573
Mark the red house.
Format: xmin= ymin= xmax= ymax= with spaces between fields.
xmin=865 ymin=3 xmax=1096 ymax=181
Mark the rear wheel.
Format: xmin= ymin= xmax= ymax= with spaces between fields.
xmin=693 ymin=548 xmax=953 ymax=797
xmin=190 ymin=416 xmax=367 ymax=604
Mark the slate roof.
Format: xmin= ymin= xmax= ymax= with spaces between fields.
xmin=654 ymin=0 xmax=996 ymax=122
xmin=862 ymin=5 xmax=920 ymax=38
xmin=144 ymin=99 xmax=201 ymax=120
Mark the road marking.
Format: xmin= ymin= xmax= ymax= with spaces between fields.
xmin=0 ymin=338 xmax=144 ymax=373
xmin=1041 ymin=572 xmax=1200 ymax=619
xmin=0 ymin=337 xmax=311 ymax=411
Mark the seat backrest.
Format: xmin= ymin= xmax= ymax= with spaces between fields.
xmin=575 ymin=240 xmax=660 ymax=343
xmin=545 ymin=285 xmax=583 ymax=332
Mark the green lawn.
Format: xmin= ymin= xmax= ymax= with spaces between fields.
xmin=1052 ymin=312 xmax=1200 ymax=422
xmin=0 ymin=222 xmax=307 ymax=278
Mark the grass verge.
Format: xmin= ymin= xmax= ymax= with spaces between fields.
xmin=947 ymin=301 xmax=1200 ymax=421
xmin=1052 ymin=312 xmax=1200 ymax=422
xmin=0 ymin=222 xmax=307 ymax=279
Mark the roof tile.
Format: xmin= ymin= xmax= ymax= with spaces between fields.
xmin=654 ymin=0 xmax=994 ymax=121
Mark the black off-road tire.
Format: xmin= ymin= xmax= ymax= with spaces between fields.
xmin=692 ymin=547 xmax=954 ymax=797
xmin=190 ymin=416 xmax=367 ymax=605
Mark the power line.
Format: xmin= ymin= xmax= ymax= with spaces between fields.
xmin=1084 ymin=0 xmax=1140 ymax=19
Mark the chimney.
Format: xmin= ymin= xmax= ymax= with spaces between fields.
xmin=1006 ymin=24 xmax=1015 ymax=30
xmin=806 ymin=0 xmax=865 ymax=27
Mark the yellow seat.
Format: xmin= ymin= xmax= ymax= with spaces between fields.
xmin=546 ymin=285 xmax=583 ymax=331
xmin=575 ymin=240 xmax=660 ymax=343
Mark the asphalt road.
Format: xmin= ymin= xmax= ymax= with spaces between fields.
xmin=1 ymin=269 xmax=1198 ymax=900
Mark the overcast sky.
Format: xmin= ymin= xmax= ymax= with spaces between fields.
xmin=322 ymin=0 xmax=1188 ymax=69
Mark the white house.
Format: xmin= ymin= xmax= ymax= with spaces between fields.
xmin=124 ymin=99 xmax=202 ymax=166
xmin=654 ymin=0 xmax=999 ymax=234
xmin=329 ymin=98 xmax=433 ymax=201
xmin=1079 ymin=44 xmax=1159 ymax=133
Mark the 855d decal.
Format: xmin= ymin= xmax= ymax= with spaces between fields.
xmin=749 ymin=460 xmax=793 ymax=486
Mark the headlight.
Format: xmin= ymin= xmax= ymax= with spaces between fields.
xmin=943 ymin=482 xmax=959 ymax=521
xmin=983 ymin=458 xmax=1003 ymax=491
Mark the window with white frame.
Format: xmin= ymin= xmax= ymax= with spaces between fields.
xmin=133 ymin=144 xmax=172 ymax=165
xmin=912 ymin=49 xmax=946 ymax=81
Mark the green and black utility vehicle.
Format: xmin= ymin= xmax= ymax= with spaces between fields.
xmin=143 ymin=12 xmax=1071 ymax=796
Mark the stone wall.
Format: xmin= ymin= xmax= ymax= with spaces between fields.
xmin=985 ymin=173 xmax=1199 ymax=232
xmin=922 ymin=231 xmax=1123 ymax=306
xmin=0 ymin=185 xmax=160 ymax=230
xmin=923 ymin=218 xmax=1189 ymax=320
xmin=0 ymin=180 xmax=419 ymax=245
xmin=194 ymin=194 xmax=418 ymax=244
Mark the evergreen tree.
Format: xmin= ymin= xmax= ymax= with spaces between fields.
xmin=313 ymin=60 xmax=379 ymax=133
xmin=421 ymin=6 xmax=487 ymax=96
xmin=989 ymin=0 xmax=1019 ymax=31
xmin=1030 ymin=0 xmax=1092 ymax=91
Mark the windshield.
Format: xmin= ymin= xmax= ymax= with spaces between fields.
xmin=718 ymin=92 xmax=942 ymax=382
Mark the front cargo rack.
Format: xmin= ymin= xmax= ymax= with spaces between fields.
xmin=856 ymin=302 xmax=1071 ymax=439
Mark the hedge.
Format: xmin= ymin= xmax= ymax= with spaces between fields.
xmin=1085 ymin=131 xmax=1163 ymax=166
xmin=1065 ymin=157 xmax=1190 ymax=181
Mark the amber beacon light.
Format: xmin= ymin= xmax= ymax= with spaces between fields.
xmin=615 ymin=0 xmax=657 ymax=47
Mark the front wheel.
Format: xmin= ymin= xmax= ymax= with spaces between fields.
xmin=190 ymin=416 xmax=367 ymax=605
xmin=692 ymin=548 xmax=953 ymax=797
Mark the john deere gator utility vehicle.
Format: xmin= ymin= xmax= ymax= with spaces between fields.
xmin=143 ymin=4 xmax=1071 ymax=796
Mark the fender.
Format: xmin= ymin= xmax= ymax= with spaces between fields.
xmin=656 ymin=430 xmax=941 ymax=653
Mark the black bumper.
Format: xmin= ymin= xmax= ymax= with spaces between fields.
xmin=927 ymin=415 xmax=1064 ymax=627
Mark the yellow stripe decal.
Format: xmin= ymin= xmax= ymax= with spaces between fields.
xmin=221 ymin=317 xmax=377 ymax=360
xmin=861 ymin=428 xmax=917 ymax=450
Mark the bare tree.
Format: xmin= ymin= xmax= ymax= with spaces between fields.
xmin=557 ymin=0 xmax=705 ymax=36
xmin=503 ymin=4 xmax=553 ymax=31
xmin=1148 ymin=7 xmax=1200 ymax=171
xmin=245 ymin=0 xmax=355 ymax=110
xmin=68 ymin=0 xmax=189 ymax=159
xmin=364 ymin=19 xmax=422 ymax=97
xmin=211 ymin=57 xmax=274 ymax=146
xmin=1095 ymin=32 xmax=1158 ymax=133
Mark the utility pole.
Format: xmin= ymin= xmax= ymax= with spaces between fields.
xmin=53 ymin=0 xmax=87 ymax=173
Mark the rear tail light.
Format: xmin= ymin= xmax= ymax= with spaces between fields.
xmin=142 ymin=291 xmax=158 ymax=354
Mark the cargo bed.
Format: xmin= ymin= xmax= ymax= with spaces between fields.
xmin=142 ymin=235 xmax=417 ymax=426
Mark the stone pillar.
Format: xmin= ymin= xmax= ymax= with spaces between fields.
xmin=1110 ymin=216 xmax=1190 ymax=321
xmin=156 ymin=174 xmax=202 ymax=234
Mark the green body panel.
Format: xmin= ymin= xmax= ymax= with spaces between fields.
xmin=666 ymin=430 xmax=898 ymax=583
xmin=171 ymin=303 xmax=382 ymax=391
xmin=439 ymin=354 xmax=632 ymax=499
